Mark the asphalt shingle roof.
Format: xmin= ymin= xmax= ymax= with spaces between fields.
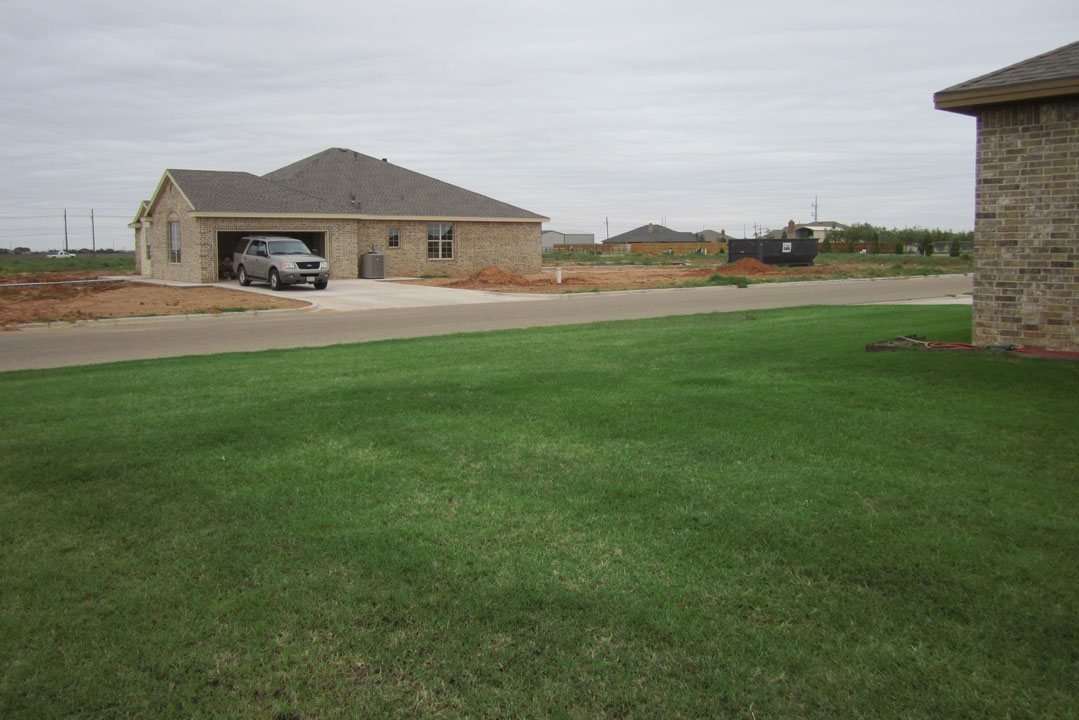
xmin=166 ymin=170 xmax=344 ymax=214
xmin=938 ymin=40 xmax=1079 ymax=94
xmin=261 ymin=148 xmax=545 ymax=219
xmin=160 ymin=149 xmax=546 ymax=220
xmin=602 ymin=224 xmax=700 ymax=243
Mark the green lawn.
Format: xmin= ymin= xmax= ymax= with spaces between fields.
xmin=1 ymin=306 xmax=1076 ymax=718
xmin=0 ymin=252 xmax=135 ymax=277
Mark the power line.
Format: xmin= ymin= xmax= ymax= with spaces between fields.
xmin=0 ymin=215 xmax=64 ymax=219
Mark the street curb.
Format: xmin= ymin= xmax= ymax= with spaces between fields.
xmin=5 ymin=273 xmax=972 ymax=331
xmin=8 ymin=302 xmax=319 ymax=331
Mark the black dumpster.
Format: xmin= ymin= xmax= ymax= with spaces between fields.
xmin=360 ymin=251 xmax=386 ymax=279
xmin=728 ymin=238 xmax=818 ymax=266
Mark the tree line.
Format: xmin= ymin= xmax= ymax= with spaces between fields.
xmin=823 ymin=223 xmax=973 ymax=256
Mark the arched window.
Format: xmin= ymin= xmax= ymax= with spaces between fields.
xmin=168 ymin=214 xmax=181 ymax=264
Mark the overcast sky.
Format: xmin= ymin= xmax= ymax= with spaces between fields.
xmin=0 ymin=0 xmax=1075 ymax=250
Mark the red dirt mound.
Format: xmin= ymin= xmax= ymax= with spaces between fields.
xmin=711 ymin=258 xmax=782 ymax=276
xmin=449 ymin=266 xmax=539 ymax=287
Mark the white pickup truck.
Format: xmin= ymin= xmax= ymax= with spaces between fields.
xmin=233 ymin=235 xmax=329 ymax=291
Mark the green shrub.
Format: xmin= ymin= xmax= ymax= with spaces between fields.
xmin=707 ymin=274 xmax=751 ymax=288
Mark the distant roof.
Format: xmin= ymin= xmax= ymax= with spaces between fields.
xmin=935 ymin=41 xmax=1079 ymax=115
xmin=602 ymin=224 xmax=699 ymax=243
xmin=797 ymin=221 xmax=847 ymax=230
xmin=149 ymin=148 xmax=547 ymax=221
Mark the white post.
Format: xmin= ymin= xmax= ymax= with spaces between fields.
xmin=556 ymin=267 xmax=562 ymax=284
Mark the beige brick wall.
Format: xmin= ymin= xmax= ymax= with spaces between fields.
xmin=358 ymin=220 xmax=541 ymax=277
xmin=974 ymin=99 xmax=1079 ymax=350
xmin=199 ymin=217 xmax=359 ymax=280
xmin=146 ymin=184 xmax=541 ymax=283
xmin=146 ymin=180 xmax=203 ymax=283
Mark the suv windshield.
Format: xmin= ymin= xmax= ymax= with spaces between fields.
xmin=268 ymin=240 xmax=313 ymax=255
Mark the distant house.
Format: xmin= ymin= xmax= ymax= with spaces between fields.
xmin=601 ymin=223 xmax=724 ymax=255
xmin=129 ymin=148 xmax=548 ymax=282
xmin=935 ymin=41 xmax=1079 ymax=351
xmin=696 ymin=229 xmax=733 ymax=242
xmin=767 ymin=220 xmax=848 ymax=241
xmin=542 ymin=230 xmax=596 ymax=252
xmin=602 ymin=223 xmax=699 ymax=244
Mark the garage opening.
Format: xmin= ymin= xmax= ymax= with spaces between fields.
xmin=216 ymin=231 xmax=327 ymax=279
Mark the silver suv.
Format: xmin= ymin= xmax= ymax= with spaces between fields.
xmin=234 ymin=236 xmax=329 ymax=290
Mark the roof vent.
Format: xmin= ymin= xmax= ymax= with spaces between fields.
xmin=381 ymin=158 xmax=387 ymax=162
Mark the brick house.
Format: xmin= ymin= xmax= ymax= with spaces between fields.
xmin=935 ymin=41 xmax=1079 ymax=351
xmin=130 ymin=148 xmax=548 ymax=283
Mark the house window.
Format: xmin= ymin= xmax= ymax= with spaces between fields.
xmin=168 ymin=220 xmax=181 ymax=264
xmin=388 ymin=227 xmax=399 ymax=249
xmin=427 ymin=222 xmax=453 ymax=259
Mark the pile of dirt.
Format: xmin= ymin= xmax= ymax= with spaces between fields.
xmin=685 ymin=258 xmax=782 ymax=277
xmin=449 ymin=266 xmax=543 ymax=287
xmin=712 ymin=258 xmax=782 ymax=276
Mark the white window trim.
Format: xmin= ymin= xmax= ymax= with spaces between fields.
xmin=427 ymin=222 xmax=454 ymax=260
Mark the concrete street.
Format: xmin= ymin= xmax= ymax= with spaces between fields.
xmin=0 ymin=274 xmax=972 ymax=372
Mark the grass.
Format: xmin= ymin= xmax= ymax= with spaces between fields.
xmin=676 ymin=274 xmax=753 ymax=289
xmin=0 ymin=252 xmax=136 ymax=277
xmin=543 ymin=251 xmax=974 ymax=280
xmin=1 ymin=306 xmax=1076 ymax=718
xmin=811 ymin=252 xmax=973 ymax=278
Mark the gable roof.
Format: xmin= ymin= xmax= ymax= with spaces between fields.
xmin=145 ymin=148 xmax=548 ymax=221
xmin=935 ymin=41 xmax=1079 ymax=115
xmin=128 ymin=200 xmax=150 ymax=228
xmin=263 ymin=148 xmax=546 ymax=220
xmin=602 ymin=224 xmax=699 ymax=243
xmin=163 ymin=170 xmax=345 ymax=214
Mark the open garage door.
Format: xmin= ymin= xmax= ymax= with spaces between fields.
xmin=216 ymin=231 xmax=327 ymax=279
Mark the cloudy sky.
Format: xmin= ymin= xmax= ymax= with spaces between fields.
xmin=0 ymin=0 xmax=1075 ymax=250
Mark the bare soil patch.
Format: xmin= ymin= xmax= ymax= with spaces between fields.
xmin=0 ymin=270 xmax=138 ymax=285
xmin=1 ymin=281 xmax=309 ymax=327
xmin=399 ymin=260 xmax=834 ymax=294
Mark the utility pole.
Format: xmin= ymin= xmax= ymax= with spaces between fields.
xmin=63 ymin=209 xmax=69 ymax=251
xmin=91 ymin=209 xmax=97 ymax=255
xmin=605 ymin=217 xmax=609 ymax=240
xmin=812 ymin=196 xmax=819 ymax=222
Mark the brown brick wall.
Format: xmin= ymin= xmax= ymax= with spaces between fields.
xmin=974 ymin=98 xmax=1079 ymax=350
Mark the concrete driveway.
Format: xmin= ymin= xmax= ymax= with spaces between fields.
xmin=211 ymin=277 xmax=547 ymax=311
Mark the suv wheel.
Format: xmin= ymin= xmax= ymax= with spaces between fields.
xmin=314 ymin=280 xmax=328 ymax=290
xmin=238 ymin=266 xmax=250 ymax=286
xmin=269 ymin=269 xmax=282 ymax=291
